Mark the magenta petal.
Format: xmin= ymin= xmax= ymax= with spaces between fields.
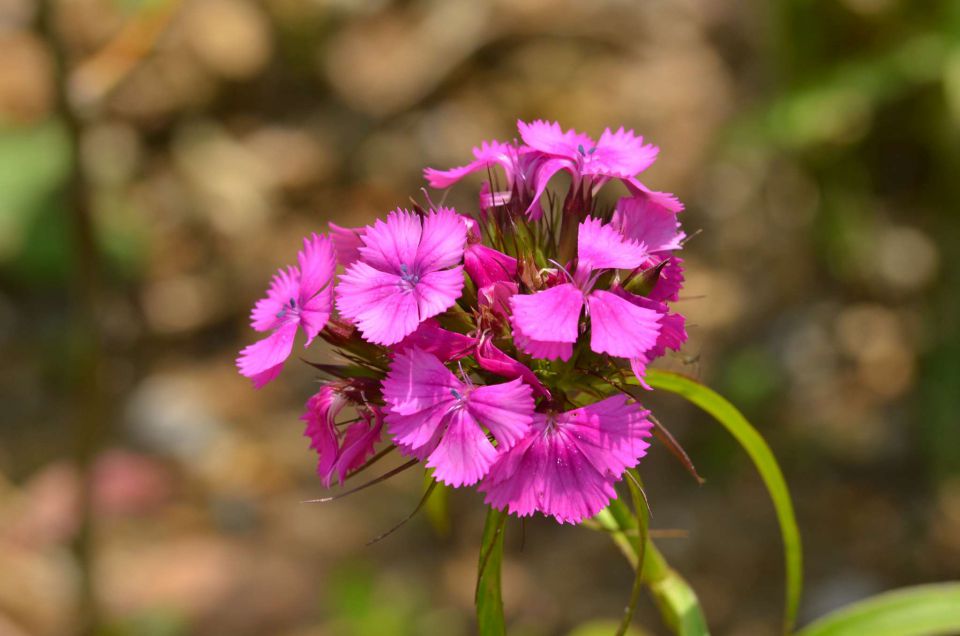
xmin=475 ymin=336 xmax=550 ymax=399
xmin=236 ymin=321 xmax=298 ymax=387
xmin=538 ymin=435 xmax=618 ymax=524
xmin=357 ymin=209 xmax=422 ymax=273
xmin=329 ymin=222 xmax=365 ymax=267
xmin=525 ymin=157 xmax=568 ymax=219
xmin=414 ymin=267 xmax=464 ymax=321
xmin=481 ymin=397 xmax=652 ymax=524
xmin=589 ymin=127 xmax=659 ymax=177
xmin=464 ymin=244 xmax=517 ymax=289
xmin=478 ymin=433 xmax=544 ymax=518
xmin=509 ymin=283 xmax=583 ymax=344
xmin=577 ymin=217 xmax=649 ymax=271
xmin=336 ymin=262 xmax=421 ymax=345
xmin=587 ymin=290 xmax=661 ymax=358
xmin=478 ymin=281 xmax=518 ymax=320
xmin=382 ymin=349 xmax=461 ymax=450
xmin=301 ymin=386 xmax=345 ymax=486
xmin=414 ymin=207 xmax=467 ymax=273
xmin=297 ymin=233 xmax=336 ymax=301
xmin=299 ymin=288 xmax=333 ymax=346
xmin=647 ymin=256 xmax=685 ymax=303
xmin=512 ymin=329 xmax=573 ymax=361
xmin=424 ymin=140 xmax=517 ymax=188
xmin=426 ymin=408 xmax=498 ymax=487
xmin=394 ymin=319 xmax=476 ymax=361
xmin=558 ymin=395 xmax=652 ymax=479
xmin=467 ymin=378 xmax=534 ymax=451
xmin=249 ymin=266 xmax=300 ymax=332
xmin=332 ymin=412 xmax=383 ymax=483
xmin=611 ymin=195 xmax=685 ymax=254
xmin=518 ymin=119 xmax=594 ymax=157
xmin=625 ymin=178 xmax=685 ymax=213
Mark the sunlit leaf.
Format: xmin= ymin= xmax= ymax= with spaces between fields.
xmin=796 ymin=583 xmax=960 ymax=636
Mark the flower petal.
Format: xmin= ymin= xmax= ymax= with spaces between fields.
xmin=301 ymin=387 xmax=345 ymax=486
xmin=475 ymin=336 xmax=551 ymax=399
xmin=249 ymin=266 xmax=299 ymax=332
xmin=423 ymin=140 xmax=517 ymax=188
xmin=587 ymin=290 xmax=661 ymax=358
xmin=357 ymin=209 xmax=422 ymax=273
xmin=414 ymin=267 xmax=464 ymax=322
xmin=297 ymin=233 xmax=336 ymax=302
xmin=464 ymin=244 xmax=517 ymax=289
xmin=394 ymin=319 xmax=476 ymax=361
xmin=336 ymin=262 xmax=421 ymax=345
xmin=236 ymin=321 xmax=298 ymax=387
xmin=557 ymin=395 xmax=652 ymax=480
xmin=331 ymin=411 xmax=383 ymax=484
xmin=517 ymin=119 xmax=593 ymax=158
xmin=382 ymin=348 xmax=460 ymax=450
xmin=509 ymin=283 xmax=583 ymax=344
xmin=467 ymin=378 xmax=534 ymax=451
xmin=512 ymin=330 xmax=573 ymax=361
xmin=611 ymin=195 xmax=685 ymax=254
xmin=329 ymin=222 xmax=365 ymax=266
xmin=414 ymin=207 xmax=467 ymax=273
xmin=588 ymin=127 xmax=659 ymax=177
xmin=647 ymin=256 xmax=685 ymax=303
xmin=577 ymin=216 xmax=648 ymax=272
xmin=426 ymin=408 xmax=498 ymax=487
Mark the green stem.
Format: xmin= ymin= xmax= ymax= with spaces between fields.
xmin=616 ymin=472 xmax=649 ymax=636
xmin=595 ymin=500 xmax=710 ymax=635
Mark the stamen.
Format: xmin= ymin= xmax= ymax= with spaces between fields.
xmin=450 ymin=388 xmax=463 ymax=400
xmin=577 ymin=144 xmax=586 ymax=155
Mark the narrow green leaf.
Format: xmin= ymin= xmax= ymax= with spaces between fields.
xmin=424 ymin=473 xmax=450 ymax=537
xmin=476 ymin=508 xmax=507 ymax=636
xmin=796 ymin=583 xmax=960 ymax=636
xmin=644 ymin=370 xmax=803 ymax=634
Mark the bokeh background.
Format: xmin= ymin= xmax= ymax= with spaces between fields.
xmin=2 ymin=0 xmax=959 ymax=634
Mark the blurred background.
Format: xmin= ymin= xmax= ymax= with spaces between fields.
xmin=1 ymin=0 xmax=959 ymax=634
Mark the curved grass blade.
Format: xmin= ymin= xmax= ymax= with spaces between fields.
xmin=476 ymin=507 xmax=508 ymax=636
xmin=795 ymin=583 xmax=960 ymax=636
xmin=644 ymin=369 xmax=802 ymax=634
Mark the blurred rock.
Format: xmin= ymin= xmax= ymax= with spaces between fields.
xmin=184 ymin=0 xmax=273 ymax=80
xmin=0 ymin=32 xmax=53 ymax=123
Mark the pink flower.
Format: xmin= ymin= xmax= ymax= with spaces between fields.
xmin=479 ymin=395 xmax=653 ymax=524
xmin=236 ymin=233 xmax=335 ymax=387
xmin=517 ymin=120 xmax=660 ymax=209
xmin=335 ymin=208 xmax=467 ymax=345
xmin=382 ymin=348 xmax=534 ymax=487
xmin=302 ymin=385 xmax=383 ymax=487
xmin=509 ymin=218 xmax=662 ymax=361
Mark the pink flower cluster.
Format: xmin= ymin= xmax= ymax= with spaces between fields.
xmin=237 ymin=120 xmax=688 ymax=524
